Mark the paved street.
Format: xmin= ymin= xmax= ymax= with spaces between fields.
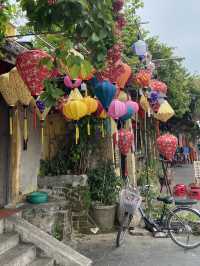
xmin=75 ymin=164 xmax=200 ymax=266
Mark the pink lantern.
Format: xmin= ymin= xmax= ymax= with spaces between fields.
xmin=113 ymin=129 xmax=134 ymax=155
xmin=16 ymin=50 xmax=56 ymax=96
xmin=126 ymin=100 xmax=139 ymax=113
xmin=64 ymin=76 xmax=82 ymax=89
xmin=108 ymin=99 xmax=127 ymax=120
xmin=156 ymin=133 xmax=178 ymax=161
xmin=150 ymin=80 xmax=168 ymax=94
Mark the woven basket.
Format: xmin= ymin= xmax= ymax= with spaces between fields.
xmin=9 ymin=68 xmax=32 ymax=106
xmin=0 ymin=73 xmax=18 ymax=106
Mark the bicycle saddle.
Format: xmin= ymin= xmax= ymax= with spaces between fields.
xmin=157 ymin=196 xmax=173 ymax=204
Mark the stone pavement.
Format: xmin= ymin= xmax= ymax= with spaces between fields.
xmin=74 ymin=164 xmax=200 ymax=266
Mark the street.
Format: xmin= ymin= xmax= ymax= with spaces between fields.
xmin=75 ymin=164 xmax=200 ymax=266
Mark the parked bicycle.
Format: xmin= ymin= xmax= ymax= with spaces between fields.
xmin=116 ymin=183 xmax=200 ymax=249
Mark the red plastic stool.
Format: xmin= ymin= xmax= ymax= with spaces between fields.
xmin=173 ymin=184 xmax=187 ymax=198
xmin=188 ymin=183 xmax=200 ymax=200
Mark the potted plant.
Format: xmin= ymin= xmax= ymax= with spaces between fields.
xmin=88 ymin=160 xmax=122 ymax=231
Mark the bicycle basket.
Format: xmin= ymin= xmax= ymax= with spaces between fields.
xmin=118 ymin=188 xmax=141 ymax=224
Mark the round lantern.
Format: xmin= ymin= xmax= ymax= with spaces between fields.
xmin=125 ymin=100 xmax=139 ymax=113
xmin=16 ymin=50 xmax=56 ymax=97
xmin=63 ymin=100 xmax=88 ymax=144
xmin=116 ymin=63 xmax=132 ymax=89
xmin=134 ymin=69 xmax=152 ymax=88
xmin=149 ymin=80 xmax=168 ymax=94
xmin=118 ymin=91 xmax=129 ymax=102
xmin=83 ymin=96 xmax=98 ymax=136
xmin=108 ymin=99 xmax=127 ymax=120
xmin=113 ymin=128 xmax=134 ymax=155
xmin=93 ymin=80 xmax=116 ymax=111
xmin=156 ymin=133 xmax=178 ymax=161
xmin=132 ymin=40 xmax=148 ymax=57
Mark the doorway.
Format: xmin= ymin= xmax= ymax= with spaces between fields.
xmin=0 ymin=96 xmax=10 ymax=207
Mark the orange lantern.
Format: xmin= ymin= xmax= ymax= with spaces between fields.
xmin=83 ymin=96 xmax=98 ymax=135
xmin=134 ymin=69 xmax=152 ymax=88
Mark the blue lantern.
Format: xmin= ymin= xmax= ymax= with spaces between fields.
xmin=93 ymin=80 xmax=116 ymax=111
xmin=120 ymin=106 xmax=134 ymax=121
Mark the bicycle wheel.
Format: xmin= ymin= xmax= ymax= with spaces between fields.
xmin=116 ymin=213 xmax=132 ymax=247
xmin=167 ymin=207 xmax=200 ymax=249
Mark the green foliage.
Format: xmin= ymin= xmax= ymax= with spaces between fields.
xmin=88 ymin=160 xmax=122 ymax=206
xmin=18 ymin=0 xmax=116 ymax=68
xmin=40 ymin=80 xmax=64 ymax=108
xmin=0 ymin=1 xmax=13 ymax=45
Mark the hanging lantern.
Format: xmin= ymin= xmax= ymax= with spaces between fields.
xmin=64 ymin=76 xmax=82 ymax=89
xmin=125 ymin=100 xmax=139 ymax=113
xmin=149 ymin=80 xmax=168 ymax=94
xmin=0 ymin=73 xmax=18 ymax=135
xmin=132 ymin=40 xmax=148 ymax=57
xmin=93 ymin=80 xmax=116 ymax=111
xmin=9 ymin=67 xmax=33 ymax=150
xmin=134 ymin=69 xmax=152 ymax=88
xmin=116 ymin=63 xmax=132 ymax=89
xmin=16 ymin=50 xmax=56 ymax=97
xmin=108 ymin=99 xmax=127 ymax=120
xmin=157 ymin=133 xmax=178 ymax=161
xmin=154 ymin=100 xmax=175 ymax=122
xmin=120 ymin=106 xmax=134 ymax=121
xmin=113 ymin=128 xmax=134 ymax=155
xmin=63 ymin=100 xmax=88 ymax=144
xmin=83 ymin=96 xmax=98 ymax=135
xmin=140 ymin=95 xmax=150 ymax=112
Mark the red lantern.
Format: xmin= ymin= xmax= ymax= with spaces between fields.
xmin=134 ymin=69 xmax=152 ymax=88
xmin=156 ymin=133 xmax=178 ymax=161
xmin=150 ymin=80 xmax=168 ymax=94
xmin=113 ymin=129 xmax=134 ymax=155
xmin=16 ymin=50 xmax=56 ymax=96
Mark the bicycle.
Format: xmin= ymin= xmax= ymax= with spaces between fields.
xmin=116 ymin=185 xmax=200 ymax=249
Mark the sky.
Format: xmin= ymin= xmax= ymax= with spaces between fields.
xmin=137 ymin=0 xmax=200 ymax=74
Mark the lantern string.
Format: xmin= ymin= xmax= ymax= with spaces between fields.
xmin=101 ymin=120 xmax=105 ymax=138
xmin=41 ymin=120 xmax=44 ymax=145
xmin=9 ymin=108 xmax=13 ymax=136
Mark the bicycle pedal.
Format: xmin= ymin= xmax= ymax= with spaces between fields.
xmin=154 ymin=231 xmax=168 ymax=238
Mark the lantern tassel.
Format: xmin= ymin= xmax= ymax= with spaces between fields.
xmin=87 ymin=120 xmax=91 ymax=136
xmin=101 ymin=120 xmax=105 ymax=138
xmin=75 ymin=123 xmax=79 ymax=144
xmin=23 ymin=106 xmax=28 ymax=150
xmin=9 ymin=108 xmax=13 ymax=136
xmin=41 ymin=120 xmax=44 ymax=145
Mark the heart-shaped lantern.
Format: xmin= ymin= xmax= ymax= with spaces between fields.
xmin=113 ymin=128 xmax=134 ymax=155
xmin=134 ymin=69 xmax=152 ymax=88
xmin=150 ymin=80 xmax=168 ymax=94
xmin=108 ymin=99 xmax=127 ymax=120
xmin=16 ymin=50 xmax=56 ymax=97
xmin=156 ymin=133 xmax=178 ymax=161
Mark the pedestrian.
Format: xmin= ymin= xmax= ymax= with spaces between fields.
xmin=183 ymin=145 xmax=190 ymax=164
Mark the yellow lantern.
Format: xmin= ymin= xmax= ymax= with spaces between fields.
xmin=118 ymin=91 xmax=129 ymax=102
xmin=154 ymin=100 xmax=175 ymax=122
xmin=83 ymin=96 xmax=98 ymax=135
xmin=63 ymin=100 xmax=88 ymax=144
xmin=140 ymin=95 xmax=150 ymax=112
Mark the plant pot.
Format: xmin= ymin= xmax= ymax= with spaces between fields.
xmin=92 ymin=204 xmax=116 ymax=232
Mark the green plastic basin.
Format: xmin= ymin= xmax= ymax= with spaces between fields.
xmin=26 ymin=192 xmax=48 ymax=204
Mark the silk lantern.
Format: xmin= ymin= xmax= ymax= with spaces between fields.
xmin=9 ymin=67 xmax=32 ymax=149
xmin=113 ymin=128 xmax=134 ymax=155
xmin=63 ymin=100 xmax=88 ymax=144
xmin=135 ymin=69 xmax=152 ymax=88
xmin=150 ymin=80 xmax=168 ymax=94
xmin=108 ymin=99 xmax=127 ymax=120
xmin=118 ymin=91 xmax=129 ymax=102
xmin=120 ymin=106 xmax=134 ymax=121
xmin=116 ymin=63 xmax=132 ymax=89
xmin=93 ymin=80 xmax=116 ymax=111
xmin=156 ymin=133 xmax=178 ymax=161
xmin=125 ymin=100 xmax=139 ymax=113
xmin=95 ymin=101 xmax=107 ymax=137
xmin=16 ymin=50 xmax=55 ymax=96
xmin=0 ymin=73 xmax=18 ymax=135
xmin=154 ymin=100 xmax=175 ymax=122
xmin=64 ymin=76 xmax=82 ymax=89
xmin=132 ymin=40 xmax=148 ymax=57
xmin=83 ymin=96 xmax=98 ymax=135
